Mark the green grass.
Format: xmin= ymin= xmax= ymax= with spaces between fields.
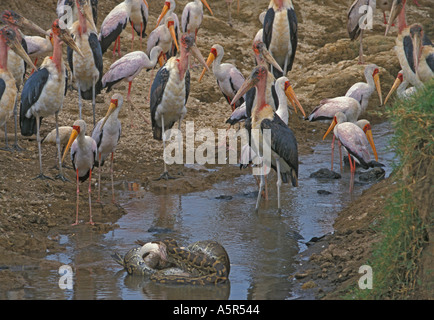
xmin=346 ymin=79 xmax=433 ymax=299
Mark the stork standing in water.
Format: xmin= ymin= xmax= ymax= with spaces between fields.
xmin=231 ymin=66 xmax=299 ymax=212
xmin=91 ymin=94 xmax=123 ymax=203
xmin=262 ymin=0 xmax=298 ymax=78
xmin=62 ymin=119 xmax=97 ymax=225
xmin=198 ymin=44 xmax=246 ymax=111
xmin=347 ymin=0 xmax=376 ymax=64
xmin=181 ymin=0 xmax=213 ymax=41
xmin=68 ymin=0 xmax=103 ymax=127
xmin=20 ymin=19 xmax=83 ymax=181
xmin=150 ymin=34 xmax=209 ymax=180
xmin=2 ymin=10 xmax=48 ymax=151
xmin=0 ymin=27 xmax=35 ymax=151
xmin=323 ymin=112 xmax=383 ymax=193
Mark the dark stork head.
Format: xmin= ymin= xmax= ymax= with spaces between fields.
xmin=252 ymin=40 xmax=283 ymax=74
xmin=231 ymin=66 xmax=269 ymax=109
xmin=178 ymin=34 xmax=208 ymax=80
xmin=1 ymin=10 xmax=50 ymax=37
xmin=0 ymin=26 xmax=36 ymax=70
xmin=51 ymin=19 xmax=84 ymax=57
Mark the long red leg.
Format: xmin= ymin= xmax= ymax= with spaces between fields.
xmin=331 ymin=134 xmax=335 ymax=171
xmin=97 ymin=152 xmax=102 ymax=202
xmin=111 ymin=152 xmax=116 ymax=203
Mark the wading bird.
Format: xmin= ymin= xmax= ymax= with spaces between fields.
xmin=20 ymin=19 xmax=83 ymax=181
xmin=129 ymin=0 xmax=148 ymax=50
xmin=68 ymin=0 xmax=103 ymax=126
xmin=154 ymin=0 xmax=180 ymax=59
xmin=2 ymin=10 xmax=48 ymax=150
xmin=62 ymin=119 xmax=97 ymax=225
xmin=384 ymin=70 xmax=416 ymax=104
xmin=181 ymin=0 xmax=213 ymax=41
xmin=146 ymin=16 xmax=179 ymax=65
xmin=150 ymin=34 xmax=208 ymax=180
xmin=347 ymin=0 xmax=376 ymax=64
xmin=262 ymin=0 xmax=298 ymax=78
xmin=323 ymin=112 xmax=383 ymax=192
xmin=0 ymin=27 xmax=35 ymax=151
xmin=231 ymin=66 xmax=299 ymax=212
xmin=198 ymin=44 xmax=246 ymax=111
xmin=91 ymin=94 xmax=123 ymax=203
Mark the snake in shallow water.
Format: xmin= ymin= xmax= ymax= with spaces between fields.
xmin=112 ymin=238 xmax=230 ymax=285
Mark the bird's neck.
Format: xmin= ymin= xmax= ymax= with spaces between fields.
xmin=0 ymin=38 xmax=8 ymax=70
xmin=51 ymin=36 xmax=62 ymax=73
xmin=78 ymin=9 xmax=88 ymax=35
xmin=177 ymin=50 xmax=189 ymax=80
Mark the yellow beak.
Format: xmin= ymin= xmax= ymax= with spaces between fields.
xmin=198 ymin=50 xmax=216 ymax=82
xmin=384 ymin=75 xmax=402 ymax=105
xmin=364 ymin=127 xmax=378 ymax=161
xmin=373 ymin=72 xmax=383 ymax=105
xmin=323 ymin=117 xmax=338 ymax=140
xmin=61 ymin=128 xmax=79 ymax=164
xmin=101 ymin=102 xmax=117 ymax=130
xmin=202 ymin=0 xmax=213 ymax=16
xmin=284 ymin=83 xmax=306 ymax=118
xmin=155 ymin=3 xmax=170 ymax=29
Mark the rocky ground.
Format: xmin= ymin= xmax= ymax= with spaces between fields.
xmin=0 ymin=0 xmax=432 ymax=298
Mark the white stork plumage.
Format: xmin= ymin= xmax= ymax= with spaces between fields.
xmin=62 ymin=119 xmax=97 ymax=225
xmin=91 ymin=94 xmax=123 ymax=203
xmin=150 ymin=34 xmax=208 ymax=180
xmin=0 ymin=27 xmax=35 ymax=151
xmin=323 ymin=112 xmax=384 ymax=192
xmin=68 ymin=0 xmax=103 ymax=126
xmin=146 ymin=15 xmax=179 ymax=65
xmin=154 ymin=0 xmax=180 ymax=59
xmin=231 ymin=65 xmax=299 ymax=212
xmin=181 ymin=0 xmax=213 ymax=40
xmin=20 ymin=19 xmax=83 ymax=181
xmin=22 ymin=31 xmax=53 ymax=67
xmin=384 ymin=70 xmax=416 ymax=104
xmin=198 ymin=44 xmax=246 ymax=111
xmin=345 ymin=64 xmax=383 ymax=110
xmin=262 ymin=0 xmax=298 ymax=78
xmin=129 ymin=0 xmax=148 ymax=50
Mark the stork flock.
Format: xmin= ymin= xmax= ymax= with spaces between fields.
xmin=0 ymin=0 xmax=432 ymax=226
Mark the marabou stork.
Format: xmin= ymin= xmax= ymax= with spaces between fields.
xmin=150 ymin=34 xmax=209 ymax=180
xmin=154 ymin=0 xmax=180 ymax=59
xmin=181 ymin=0 xmax=213 ymax=40
xmin=385 ymin=1 xmax=433 ymax=87
xmin=262 ymin=0 xmax=298 ymax=78
xmin=2 ymin=10 xmax=48 ymax=150
xmin=91 ymin=94 xmax=123 ymax=203
xmin=347 ymin=0 xmax=376 ymax=64
xmin=231 ymin=65 xmax=299 ymax=211
xmin=68 ymin=0 xmax=103 ymax=126
xmin=62 ymin=119 xmax=97 ymax=225
xmin=198 ymin=44 xmax=246 ymax=111
xmin=384 ymin=70 xmax=416 ymax=104
xmin=57 ymin=0 xmax=98 ymax=26
xmin=0 ymin=27 xmax=35 ymax=151
xmin=323 ymin=112 xmax=383 ymax=192
xmin=20 ymin=19 xmax=83 ymax=181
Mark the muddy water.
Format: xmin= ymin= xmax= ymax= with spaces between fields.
xmin=4 ymin=122 xmax=395 ymax=300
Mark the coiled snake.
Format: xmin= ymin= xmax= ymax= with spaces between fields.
xmin=112 ymin=238 xmax=230 ymax=285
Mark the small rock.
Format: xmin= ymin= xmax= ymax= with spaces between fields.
xmin=317 ymin=189 xmax=332 ymax=195
xmin=215 ymin=195 xmax=233 ymax=200
xmin=294 ymin=272 xmax=309 ymax=279
xmin=358 ymin=167 xmax=386 ymax=182
xmin=310 ymin=168 xmax=341 ymax=179
xmin=301 ymin=280 xmax=317 ymax=289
